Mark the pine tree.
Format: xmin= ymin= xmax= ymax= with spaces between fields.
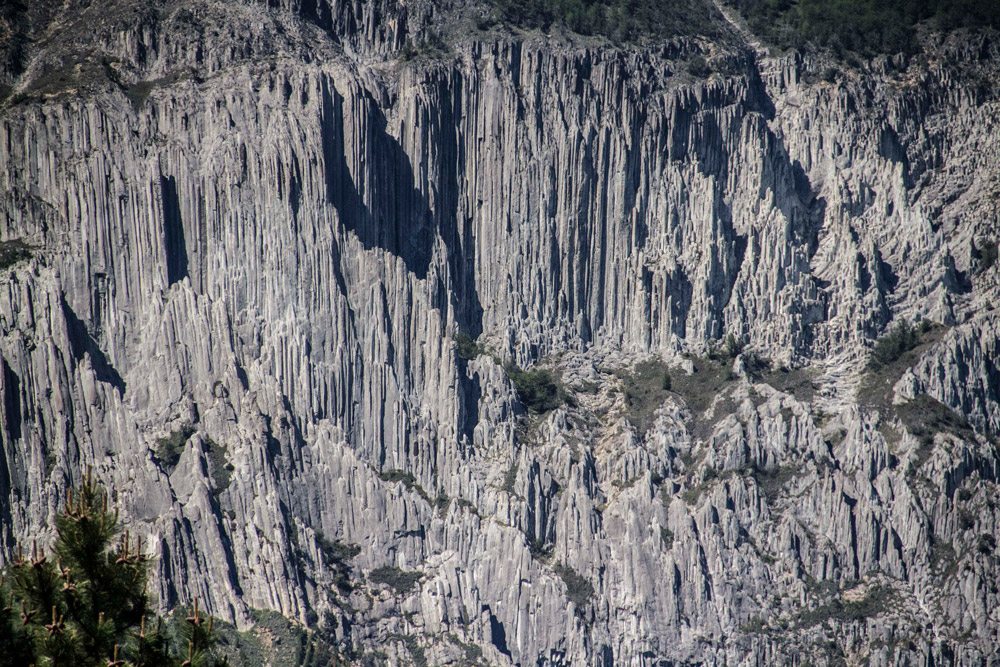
xmin=1 ymin=469 xmax=225 ymax=666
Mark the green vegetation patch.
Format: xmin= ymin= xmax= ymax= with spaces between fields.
xmin=858 ymin=319 xmax=942 ymax=409
xmin=378 ymin=468 xmax=431 ymax=502
xmin=0 ymin=239 xmax=32 ymax=270
xmin=760 ymin=364 xmax=817 ymax=403
xmin=368 ymin=566 xmax=422 ymax=595
xmin=730 ymin=0 xmax=1000 ymax=57
xmin=454 ymin=331 xmax=484 ymax=360
xmin=203 ymin=437 xmax=234 ymax=498
xmin=154 ymin=424 xmax=196 ymax=472
xmin=210 ymin=608 xmax=341 ymax=667
xmin=620 ymin=359 xmax=672 ymax=435
xmin=895 ymin=394 xmax=975 ymax=473
xmin=671 ymin=356 xmax=738 ymax=439
xmin=491 ymin=0 xmax=725 ymax=42
xmin=554 ymin=563 xmax=593 ymax=610
xmin=752 ymin=464 xmax=799 ymax=504
xmin=796 ymin=584 xmax=895 ymax=627
xmin=505 ymin=363 xmax=564 ymax=414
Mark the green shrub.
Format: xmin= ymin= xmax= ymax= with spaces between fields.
xmin=869 ymin=319 xmax=928 ymax=369
xmin=796 ymin=584 xmax=894 ymax=627
xmin=505 ymin=363 xmax=564 ymax=414
xmin=731 ymin=0 xmax=1000 ymax=56
xmin=154 ymin=425 xmax=196 ymax=472
xmin=0 ymin=239 xmax=32 ymax=270
xmin=493 ymin=0 xmax=723 ymax=42
xmin=687 ymin=55 xmax=711 ymax=77
xmin=621 ymin=359 xmax=672 ymax=435
xmin=554 ymin=563 xmax=593 ymax=610
xmin=378 ymin=469 xmax=430 ymax=501
xmin=454 ymin=331 xmax=483 ymax=360
xmin=368 ymin=566 xmax=422 ymax=595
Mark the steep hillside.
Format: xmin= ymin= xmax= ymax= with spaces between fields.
xmin=1 ymin=0 xmax=999 ymax=663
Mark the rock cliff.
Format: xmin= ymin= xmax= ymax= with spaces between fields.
xmin=1 ymin=0 xmax=999 ymax=664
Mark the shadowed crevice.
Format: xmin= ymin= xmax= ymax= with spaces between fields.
xmin=161 ymin=174 xmax=189 ymax=286
xmin=62 ymin=299 xmax=126 ymax=396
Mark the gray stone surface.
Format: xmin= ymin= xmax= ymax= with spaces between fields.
xmin=1 ymin=1 xmax=999 ymax=664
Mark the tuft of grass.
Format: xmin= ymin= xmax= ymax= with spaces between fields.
xmin=368 ymin=566 xmax=422 ymax=595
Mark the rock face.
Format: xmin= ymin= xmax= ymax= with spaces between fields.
xmin=2 ymin=0 xmax=1000 ymax=664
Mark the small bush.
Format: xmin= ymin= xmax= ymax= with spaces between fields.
xmin=796 ymin=584 xmax=893 ymax=628
xmin=621 ymin=359 xmax=672 ymax=435
xmin=154 ymin=425 xmax=196 ymax=471
xmin=554 ymin=564 xmax=593 ymax=610
xmin=368 ymin=566 xmax=421 ymax=595
xmin=869 ymin=319 xmax=926 ymax=369
xmin=454 ymin=332 xmax=483 ymax=360
xmin=0 ymin=239 xmax=32 ymax=270
xmin=687 ymin=55 xmax=711 ymax=77
xmin=378 ymin=469 xmax=430 ymax=501
xmin=505 ymin=363 xmax=563 ymax=414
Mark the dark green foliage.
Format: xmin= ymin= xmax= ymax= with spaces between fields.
xmin=730 ymin=0 xmax=1000 ymax=56
xmin=0 ymin=238 xmax=32 ymax=270
xmin=154 ymin=425 xmax=196 ymax=472
xmin=751 ymin=465 xmax=799 ymax=504
xmin=368 ymin=567 xmax=422 ymax=595
xmin=377 ymin=469 xmax=430 ymax=502
xmin=492 ymin=0 xmax=724 ymax=41
xmin=208 ymin=609 xmax=340 ymax=667
xmin=686 ymin=55 xmax=711 ymax=77
xmin=454 ymin=332 xmax=483 ymax=361
xmin=896 ymin=394 xmax=974 ymax=453
xmin=659 ymin=526 xmax=674 ymax=548
xmin=621 ymin=359 xmax=672 ymax=435
xmin=433 ymin=490 xmax=451 ymax=513
xmin=670 ymin=356 xmax=738 ymax=439
xmin=859 ymin=320 xmax=941 ymax=416
xmin=869 ymin=319 xmax=930 ymax=370
xmin=316 ymin=533 xmax=360 ymax=594
xmin=796 ymin=584 xmax=894 ymax=627
xmin=0 ymin=471 xmax=225 ymax=666
xmin=505 ymin=363 xmax=564 ymax=414
xmin=494 ymin=0 xmax=721 ymax=42
xmin=554 ymin=564 xmax=593 ymax=610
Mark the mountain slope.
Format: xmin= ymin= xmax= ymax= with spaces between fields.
xmin=1 ymin=0 xmax=999 ymax=663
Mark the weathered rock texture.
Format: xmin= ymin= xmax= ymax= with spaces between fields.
xmin=1 ymin=0 xmax=999 ymax=664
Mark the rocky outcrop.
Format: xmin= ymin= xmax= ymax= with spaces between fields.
xmin=1 ymin=0 xmax=999 ymax=664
